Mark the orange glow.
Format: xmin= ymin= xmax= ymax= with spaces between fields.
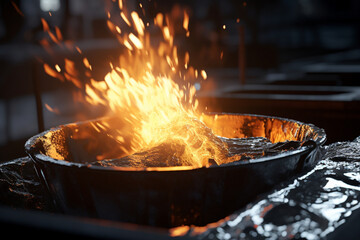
xmin=169 ymin=226 xmax=190 ymax=237
xmin=169 ymin=216 xmax=231 ymax=237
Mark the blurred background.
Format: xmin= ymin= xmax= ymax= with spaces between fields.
xmin=1 ymin=0 xmax=360 ymax=161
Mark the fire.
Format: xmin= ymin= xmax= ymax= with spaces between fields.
xmin=41 ymin=1 xmax=228 ymax=167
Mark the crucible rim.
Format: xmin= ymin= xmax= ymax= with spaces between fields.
xmin=25 ymin=113 xmax=326 ymax=172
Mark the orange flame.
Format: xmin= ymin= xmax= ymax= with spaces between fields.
xmin=42 ymin=2 xmax=226 ymax=167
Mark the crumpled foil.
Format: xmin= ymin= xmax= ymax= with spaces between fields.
xmin=0 ymin=157 xmax=54 ymax=211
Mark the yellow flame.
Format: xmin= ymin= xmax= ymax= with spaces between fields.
xmin=42 ymin=2 xmax=228 ymax=167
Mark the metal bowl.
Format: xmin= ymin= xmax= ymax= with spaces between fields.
xmin=25 ymin=113 xmax=326 ymax=228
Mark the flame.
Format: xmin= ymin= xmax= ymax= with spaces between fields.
xmin=42 ymin=2 xmax=228 ymax=168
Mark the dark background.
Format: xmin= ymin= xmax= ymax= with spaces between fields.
xmin=1 ymin=0 xmax=360 ymax=161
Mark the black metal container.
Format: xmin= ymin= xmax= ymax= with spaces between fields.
xmin=25 ymin=113 xmax=326 ymax=228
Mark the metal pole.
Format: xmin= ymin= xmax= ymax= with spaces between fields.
xmin=32 ymin=60 xmax=45 ymax=133
xmin=239 ymin=24 xmax=246 ymax=85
